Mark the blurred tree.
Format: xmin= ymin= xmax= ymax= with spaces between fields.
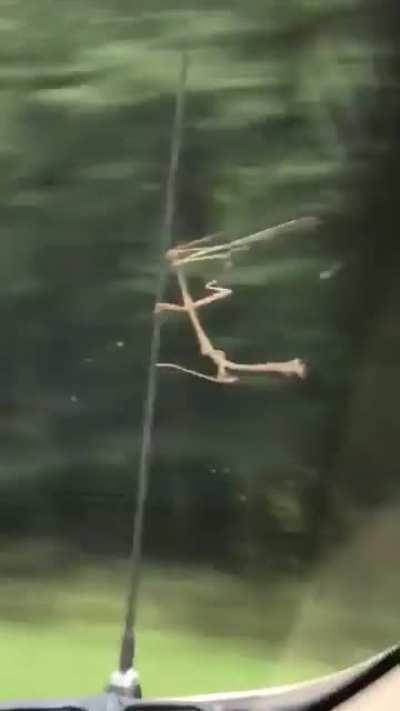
xmin=0 ymin=0 xmax=395 ymax=582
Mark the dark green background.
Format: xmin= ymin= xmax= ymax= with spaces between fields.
xmin=0 ymin=0 xmax=399 ymax=652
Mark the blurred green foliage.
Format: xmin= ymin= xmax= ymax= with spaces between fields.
xmin=0 ymin=0 xmax=399 ymax=660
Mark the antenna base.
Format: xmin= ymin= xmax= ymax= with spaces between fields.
xmin=107 ymin=668 xmax=142 ymax=699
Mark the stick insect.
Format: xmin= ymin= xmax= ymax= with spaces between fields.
xmin=156 ymin=216 xmax=319 ymax=384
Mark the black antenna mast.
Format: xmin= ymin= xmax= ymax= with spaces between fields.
xmin=107 ymin=53 xmax=188 ymax=699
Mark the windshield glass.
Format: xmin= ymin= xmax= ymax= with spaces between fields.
xmin=0 ymin=0 xmax=398 ymax=702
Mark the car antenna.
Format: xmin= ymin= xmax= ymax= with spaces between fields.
xmin=107 ymin=52 xmax=188 ymax=700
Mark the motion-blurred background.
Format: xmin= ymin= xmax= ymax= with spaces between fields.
xmin=0 ymin=0 xmax=399 ymax=700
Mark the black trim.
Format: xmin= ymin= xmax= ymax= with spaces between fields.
xmin=299 ymin=644 xmax=400 ymax=710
